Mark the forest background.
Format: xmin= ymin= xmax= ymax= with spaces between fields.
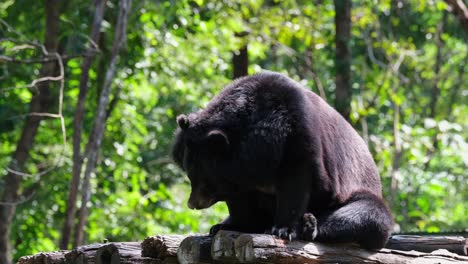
xmin=0 ymin=0 xmax=467 ymax=263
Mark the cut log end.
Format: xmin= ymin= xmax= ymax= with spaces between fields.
xmin=96 ymin=243 xmax=119 ymax=264
xmin=176 ymin=236 xmax=212 ymax=264
xmin=141 ymin=235 xmax=185 ymax=259
xmin=211 ymin=231 xmax=241 ymax=261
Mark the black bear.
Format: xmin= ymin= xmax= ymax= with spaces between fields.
xmin=172 ymin=71 xmax=393 ymax=249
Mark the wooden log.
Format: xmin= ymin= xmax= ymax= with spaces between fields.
xmin=386 ymin=235 xmax=468 ymax=256
xmin=95 ymin=242 xmax=157 ymax=264
xmin=95 ymin=243 xmax=120 ymax=264
xmin=176 ymin=236 xmax=212 ymax=264
xmin=211 ymin=231 xmax=241 ymax=262
xmin=17 ymin=242 xmax=160 ymax=264
xmin=17 ymin=251 xmax=69 ymax=264
xmin=16 ymin=234 xmax=468 ymax=264
xmin=141 ymin=235 xmax=185 ymax=260
xmin=62 ymin=242 xmax=157 ymax=264
xmin=64 ymin=243 xmax=101 ymax=264
xmin=233 ymin=233 xmax=468 ymax=264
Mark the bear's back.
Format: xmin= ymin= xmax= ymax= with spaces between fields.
xmin=204 ymin=72 xmax=382 ymax=199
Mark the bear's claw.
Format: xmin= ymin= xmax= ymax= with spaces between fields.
xmin=271 ymin=226 xmax=297 ymax=241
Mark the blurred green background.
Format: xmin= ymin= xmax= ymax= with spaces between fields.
xmin=0 ymin=0 xmax=466 ymax=262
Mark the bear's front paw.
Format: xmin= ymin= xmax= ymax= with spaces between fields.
xmin=271 ymin=226 xmax=297 ymax=241
xmin=209 ymin=224 xmax=224 ymax=235
xmin=301 ymin=213 xmax=318 ymax=241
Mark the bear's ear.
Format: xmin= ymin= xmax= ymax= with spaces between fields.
xmin=205 ymin=129 xmax=229 ymax=152
xmin=177 ymin=114 xmax=189 ymax=130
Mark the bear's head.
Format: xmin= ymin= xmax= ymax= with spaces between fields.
xmin=172 ymin=114 xmax=236 ymax=209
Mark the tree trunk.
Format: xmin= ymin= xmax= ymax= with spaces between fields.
xmin=73 ymin=0 xmax=131 ymax=247
xmin=334 ymin=0 xmax=352 ymax=121
xmin=232 ymin=32 xmax=249 ymax=79
xmin=60 ymin=0 xmax=107 ymax=250
xmin=233 ymin=46 xmax=248 ymax=79
xmin=0 ymin=1 xmax=60 ymax=263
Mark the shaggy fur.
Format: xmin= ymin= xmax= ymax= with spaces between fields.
xmin=172 ymin=72 xmax=393 ymax=249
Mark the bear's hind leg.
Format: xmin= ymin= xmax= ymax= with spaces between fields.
xmin=314 ymin=191 xmax=393 ymax=249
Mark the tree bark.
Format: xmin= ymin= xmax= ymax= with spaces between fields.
xmin=232 ymin=32 xmax=249 ymax=79
xmin=233 ymin=46 xmax=248 ymax=79
xmin=334 ymin=0 xmax=352 ymax=121
xmin=386 ymin=235 xmax=467 ymax=256
xmin=60 ymin=0 xmax=107 ymax=250
xmin=176 ymin=232 xmax=468 ymax=263
xmin=233 ymin=233 xmax=468 ymax=263
xmin=73 ymin=0 xmax=131 ymax=247
xmin=17 ymin=251 xmax=69 ymax=264
xmin=141 ymin=235 xmax=185 ymax=259
xmin=64 ymin=242 xmax=142 ymax=264
xmin=0 ymin=1 xmax=60 ymax=263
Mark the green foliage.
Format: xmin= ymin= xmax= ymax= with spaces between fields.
xmin=0 ymin=0 xmax=466 ymax=261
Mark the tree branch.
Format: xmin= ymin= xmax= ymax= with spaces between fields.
xmin=0 ymin=51 xmax=99 ymax=64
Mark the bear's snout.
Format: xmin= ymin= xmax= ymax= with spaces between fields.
xmin=188 ymin=192 xmax=215 ymax=209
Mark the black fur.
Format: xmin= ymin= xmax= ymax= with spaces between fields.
xmin=172 ymin=72 xmax=393 ymax=249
